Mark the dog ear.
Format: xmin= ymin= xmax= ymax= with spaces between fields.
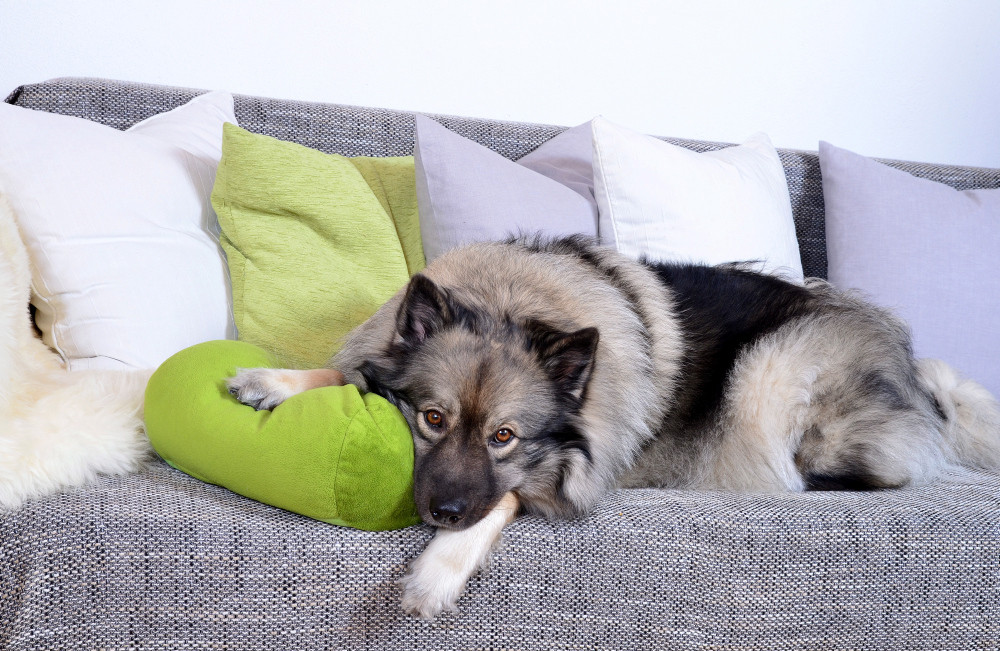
xmin=526 ymin=322 xmax=600 ymax=400
xmin=396 ymin=274 xmax=455 ymax=346
xmin=358 ymin=360 xmax=403 ymax=408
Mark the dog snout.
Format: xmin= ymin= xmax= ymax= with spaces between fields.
xmin=429 ymin=497 xmax=468 ymax=527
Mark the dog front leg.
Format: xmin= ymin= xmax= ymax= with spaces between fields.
xmin=227 ymin=367 xmax=346 ymax=411
xmin=399 ymin=492 xmax=519 ymax=619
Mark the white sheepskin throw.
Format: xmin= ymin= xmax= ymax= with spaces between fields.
xmin=1 ymin=198 xmax=151 ymax=508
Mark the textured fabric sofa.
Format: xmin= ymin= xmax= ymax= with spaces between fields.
xmin=2 ymin=77 xmax=999 ymax=650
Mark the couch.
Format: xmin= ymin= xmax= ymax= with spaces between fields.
xmin=2 ymin=77 xmax=999 ymax=650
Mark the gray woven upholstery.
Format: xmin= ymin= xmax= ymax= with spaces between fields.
xmin=9 ymin=78 xmax=1000 ymax=282
xmin=3 ymin=78 xmax=1000 ymax=649
xmin=3 ymin=463 xmax=998 ymax=649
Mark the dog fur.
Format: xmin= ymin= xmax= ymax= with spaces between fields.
xmin=0 ymin=198 xmax=151 ymax=509
xmin=228 ymin=235 xmax=1000 ymax=619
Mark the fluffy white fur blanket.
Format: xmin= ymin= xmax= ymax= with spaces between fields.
xmin=0 ymin=198 xmax=151 ymax=509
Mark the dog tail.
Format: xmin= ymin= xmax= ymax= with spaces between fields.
xmin=917 ymin=358 xmax=1000 ymax=470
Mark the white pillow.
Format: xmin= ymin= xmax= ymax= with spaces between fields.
xmin=0 ymin=91 xmax=238 ymax=370
xmin=591 ymin=116 xmax=804 ymax=281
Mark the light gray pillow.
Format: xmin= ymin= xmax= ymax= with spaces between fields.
xmin=820 ymin=141 xmax=1000 ymax=397
xmin=414 ymin=115 xmax=597 ymax=262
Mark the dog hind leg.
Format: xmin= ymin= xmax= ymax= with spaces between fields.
xmin=704 ymin=330 xmax=819 ymax=492
xmin=747 ymin=321 xmax=948 ymax=490
xmin=707 ymin=309 xmax=961 ymax=492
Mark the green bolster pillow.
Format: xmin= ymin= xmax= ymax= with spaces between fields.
xmin=144 ymin=340 xmax=421 ymax=531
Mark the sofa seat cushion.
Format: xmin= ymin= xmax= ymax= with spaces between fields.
xmin=2 ymin=462 xmax=998 ymax=648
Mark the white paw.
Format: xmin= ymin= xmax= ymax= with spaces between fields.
xmin=397 ymin=493 xmax=519 ymax=619
xmin=226 ymin=368 xmax=296 ymax=411
xmin=398 ymin=544 xmax=469 ymax=619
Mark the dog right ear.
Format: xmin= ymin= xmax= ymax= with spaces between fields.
xmin=524 ymin=320 xmax=600 ymax=401
xmin=396 ymin=274 xmax=455 ymax=346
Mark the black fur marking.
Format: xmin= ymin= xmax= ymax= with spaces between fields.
xmin=521 ymin=449 xmax=548 ymax=471
xmin=799 ymin=437 xmax=899 ymax=491
xmin=358 ymin=360 xmax=403 ymax=409
xmin=649 ymin=262 xmax=818 ymax=432
xmin=804 ymin=471 xmax=883 ymax=491
xmin=858 ymin=371 xmax=910 ymax=412
xmin=448 ymin=295 xmax=483 ymax=335
xmin=543 ymin=419 xmax=592 ymax=463
xmin=931 ymin=395 xmax=948 ymax=422
xmin=520 ymin=401 xmax=592 ymax=466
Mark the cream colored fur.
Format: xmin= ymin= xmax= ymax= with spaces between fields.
xmin=0 ymin=198 xmax=151 ymax=509
xmin=398 ymin=492 xmax=519 ymax=618
xmin=918 ymin=357 xmax=1000 ymax=469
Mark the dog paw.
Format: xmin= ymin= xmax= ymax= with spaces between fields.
xmin=398 ymin=549 xmax=467 ymax=619
xmin=226 ymin=368 xmax=296 ymax=411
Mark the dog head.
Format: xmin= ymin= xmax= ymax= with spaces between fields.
xmin=360 ymin=274 xmax=599 ymax=530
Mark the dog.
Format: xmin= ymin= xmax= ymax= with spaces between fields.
xmin=228 ymin=234 xmax=1000 ymax=619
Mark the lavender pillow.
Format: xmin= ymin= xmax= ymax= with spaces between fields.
xmin=820 ymin=141 xmax=1000 ymax=397
xmin=414 ymin=115 xmax=598 ymax=262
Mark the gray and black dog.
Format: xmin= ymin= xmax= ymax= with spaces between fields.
xmin=228 ymin=235 xmax=1000 ymax=618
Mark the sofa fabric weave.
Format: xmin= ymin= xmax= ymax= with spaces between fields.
xmin=3 ymin=77 xmax=1000 ymax=650
xmin=3 ymin=463 xmax=999 ymax=649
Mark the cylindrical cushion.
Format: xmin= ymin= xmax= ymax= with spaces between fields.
xmin=144 ymin=340 xmax=420 ymax=531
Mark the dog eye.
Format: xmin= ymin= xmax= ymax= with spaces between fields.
xmin=491 ymin=428 xmax=515 ymax=446
xmin=424 ymin=410 xmax=445 ymax=428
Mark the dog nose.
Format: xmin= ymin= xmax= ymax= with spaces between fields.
xmin=429 ymin=498 xmax=468 ymax=526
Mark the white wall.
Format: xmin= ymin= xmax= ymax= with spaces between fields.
xmin=2 ymin=0 xmax=999 ymax=167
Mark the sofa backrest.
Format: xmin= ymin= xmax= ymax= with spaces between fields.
xmin=7 ymin=77 xmax=1000 ymax=280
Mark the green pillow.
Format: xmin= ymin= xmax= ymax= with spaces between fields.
xmin=211 ymin=123 xmax=425 ymax=370
xmin=144 ymin=339 xmax=421 ymax=531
